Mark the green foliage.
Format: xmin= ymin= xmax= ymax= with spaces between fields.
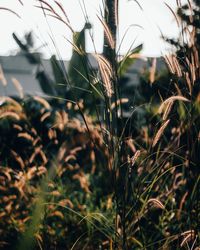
xmin=50 ymin=55 xmax=68 ymax=96
xmin=67 ymin=23 xmax=96 ymax=109
xmin=118 ymin=44 xmax=143 ymax=76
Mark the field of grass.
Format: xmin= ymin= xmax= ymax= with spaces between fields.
xmin=0 ymin=0 xmax=200 ymax=249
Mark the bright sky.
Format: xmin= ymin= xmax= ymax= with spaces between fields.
xmin=0 ymin=0 xmax=186 ymax=60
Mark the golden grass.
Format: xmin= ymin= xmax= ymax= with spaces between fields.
xmin=152 ymin=119 xmax=170 ymax=147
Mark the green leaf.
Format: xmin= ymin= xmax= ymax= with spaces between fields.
xmin=50 ymin=55 xmax=68 ymax=97
xmin=117 ymin=44 xmax=143 ymax=76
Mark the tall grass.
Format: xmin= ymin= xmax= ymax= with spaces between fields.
xmin=0 ymin=0 xmax=200 ymax=249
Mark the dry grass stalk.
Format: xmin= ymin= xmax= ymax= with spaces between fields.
xmin=66 ymin=37 xmax=84 ymax=55
xmin=39 ymin=150 xmax=48 ymax=165
xmin=147 ymin=198 xmax=165 ymax=209
xmin=54 ymin=1 xmax=70 ymax=24
xmin=18 ymin=132 xmax=34 ymax=142
xmin=130 ymin=150 xmax=141 ymax=167
xmin=48 ymin=210 xmax=64 ymax=219
xmin=0 ymin=97 xmax=22 ymax=111
xmin=162 ymin=100 xmax=173 ymax=120
xmin=177 ymin=191 xmax=188 ymax=220
xmin=0 ymin=65 xmax=7 ymax=87
xmin=33 ymin=96 xmax=51 ymax=109
xmin=48 ymin=129 xmax=56 ymax=140
xmin=194 ymin=47 xmax=199 ymax=69
xmin=73 ymin=171 xmax=91 ymax=193
xmin=13 ymin=124 xmax=23 ymax=131
xmin=29 ymin=148 xmax=40 ymax=163
xmin=164 ymin=54 xmax=182 ymax=77
xmin=10 ymin=150 xmax=25 ymax=169
xmin=38 ymin=0 xmax=57 ymax=14
xmin=181 ymin=230 xmax=195 ymax=237
xmin=176 ymin=0 xmax=181 ymax=8
xmin=0 ymin=7 xmax=21 ymax=18
xmin=114 ymin=0 xmax=119 ymax=26
xmin=0 ymin=167 xmax=12 ymax=182
xmin=26 ymin=167 xmax=37 ymax=180
xmin=11 ymin=78 xmax=24 ymax=99
xmin=173 ymin=55 xmax=182 ymax=77
xmin=37 ymin=166 xmax=47 ymax=176
xmin=165 ymin=2 xmax=180 ymax=27
xmin=126 ymin=138 xmax=136 ymax=153
xmin=0 ymin=111 xmax=20 ymax=120
xmin=18 ymin=0 xmax=23 ymax=5
xmin=149 ymin=58 xmax=157 ymax=84
xmin=164 ymin=55 xmax=175 ymax=74
xmin=110 ymin=98 xmax=128 ymax=110
xmin=158 ymin=95 xmax=189 ymax=114
xmin=185 ymin=72 xmax=192 ymax=94
xmin=94 ymin=54 xmax=113 ymax=97
xmin=187 ymin=0 xmax=193 ymax=13
xmin=190 ymin=53 xmax=196 ymax=84
xmin=185 ymin=56 xmax=196 ymax=92
xmin=37 ymin=0 xmax=73 ymax=33
xmin=97 ymin=15 xmax=115 ymax=49
xmin=59 ymin=199 xmax=73 ymax=209
xmin=29 ymin=146 xmax=47 ymax=164
xmin=47 ymin=13 xmax=74 ymax=32
xmin=35 ymin=233 xmax=43 ymax=250
xmin=152 ymin=119 xmax=170 ymax=147
xmin=40 ymin=112 xmax=51 ymax=122
xmin=180 ymin=230 xmax=195 ymax=247
xmin=54 ymin=111 xmax=65 ymax=130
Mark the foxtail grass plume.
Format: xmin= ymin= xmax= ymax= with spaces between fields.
xmin=11 ymin=78 xmax=24 ymax=99
xmin=18 ymin=132 xmax=34 ymax=142
xmin=97 ymin=15 xmax=115 ymax=50
xmin=94 ymin=54 xmax=113 ymax=97
xmin=158 ymin=95 xmax=189 ymax=114
xmin=152 ymin=119 xmax=170 ymax=147
xmin=149 ymin=58 xmax=157 ymax=84
xmin=147 ymin=198 xmax=165 ymax=209
xmin=162 ymin=100 xmax=173 ymax=120
xmin=33 ymin=96 xmax=51 ymax=109
xmin=130 ymin=150 xmax=141 ymax=167
xmin=180 ymin=230 xmax=195 ymax=247
xmin=0 ymin=65 xmax=7 ymax=87
xmin=0 ymin=111 xmax=20 ymax=121
xmin=111 ymin=98 xmax=128 ymax=110
xmin=10 ymin=150 xmax=25 ymax=169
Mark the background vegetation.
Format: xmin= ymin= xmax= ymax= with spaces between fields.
xmin=0 ymin=0 xmax=200 ymax=249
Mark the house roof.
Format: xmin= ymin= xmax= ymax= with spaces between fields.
xmin=0 ymin=54 xmax=166 ymax=98
xmin=0 ymin=55 xmax=65 ymax=97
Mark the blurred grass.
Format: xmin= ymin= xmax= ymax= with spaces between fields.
xmin=0 ymin=0 xmax=200 ymax=249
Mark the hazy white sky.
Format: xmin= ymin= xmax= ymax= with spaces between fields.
xmin=0 ymin=0 xmax=186 ymax=59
